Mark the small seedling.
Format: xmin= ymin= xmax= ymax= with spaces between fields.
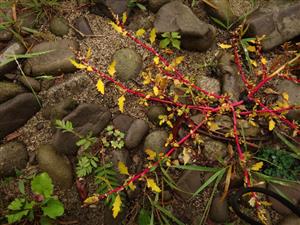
xmin=159 ymin=32 xmax=181 ymax=50
xmin=101 ymin=125 xmax=125 ymax=150
xmin=6 ymin=173 xmax=64 ymax=224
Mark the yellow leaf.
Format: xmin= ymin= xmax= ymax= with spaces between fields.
xmin=108 ymin=60 xmax=116 ymax=77
xmin=109 ymin=21 xmax=123 ymax=33
xmin=269 ymin=119 xmax=275 ymax=131
xmin=171 ymin=56 xmax=184 ymax=67
xmin=128 ymin=182 xmax=136 ymax=191
xmin=251 ymin=161 xmax=264 ymax=171
xmin=118 ymin=95 xmax=125 ymax=113
xmin=261 ymin=57 xmax=267 ymax=65
xmin=145 ymin=149 xmax=157 ymax=161
xmin=69 ymin=59 xmax=87 ymax=70
xmin=136 ymin=28 xmax=146 ymax=37
xmin=153 ymin=86 xmax=159 ymax=96
xmin=86 ymin=47 xmax=92 ymax=59
xmin=250 ymin=59 xmax=257 ymax=67
xmin=84 ymin=195 xmax=99 ymax=205
xmin=182 ymin=148 xmax=191 ymax=165
xmin=96 ymin=79 xmax=105 ymax=95
xmin=207 ymin=121 xmax=220 ymax=132
xmin=218 ymin=43 xmax=232 ymax=49
xmin=122 ymin=12 xmax=127 ymax=24
xmin=86 ymin=66 xmax=93 ymax=72
xmin=118 ymin=161 xmax=129 ymax=175
xmin=112 ymin=194 xmax=122 ymax=218
xmin=146 ymin=178 xmax=161 ymax=193
xmin=153 ymin=56 xmax=159 ymax=64
xmin=247 ymin=46 xmax=256 ymax=52
xmin=282 ymin=92 xmax=289 ymax=101
xmin=149 ymin=28 xmax=156 ymax=44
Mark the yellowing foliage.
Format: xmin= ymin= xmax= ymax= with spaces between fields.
xmin=145 ymin=149 xmax=157 ymax=161
xmin=218 ymin=43 xmax=232 ymax=49
xmin=269 ymin=119 xmax=275 ymax=131
xmin=136 ymin=28 xmax=146 ymax=37
xmin=118 ymin=161 xmax=129 ymax=175
xmin=84 ymin=195 xmax=99 ymax=205
xmin=108 ymin=60 xmax=116 ymax=77
xmin=112 ymin=194 xmax=122 ymax=218
xmin=70 ymin=59 xmax=87 ymax=70
xmin=96 ymin=79 xmax=105 ymax=95
xmin=153 ymin=86 xmax=159 ymax=96
xmin=149 ymin=28 xmax=156 ymax=44
xmin=122 ymin=12 xmax=127 ymax=24
xmin=146 ymin=178 xmax=161 ymax=193
xmin=118 ymin=95 xmax=125 ymax=113
xmin=251 ymin=161 xmax=264 ymax=171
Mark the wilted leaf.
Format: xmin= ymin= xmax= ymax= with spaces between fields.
xmin=269 ymin=119 xmax=275 ymax=131
xmin=70 ymin=59 xmax=87 ymax=70
xmin=261 ymin=57 xmax=267 ymax=65
xmin=118 ymin=95 xmax=125 ymax=113
xmin=112 ymin=195 xmax=122 ymax=218
xmin=182 ymin=148 xmax=191 ymax=165
xmin=153 ymin=56 xmax=159 ymax=64
xmin=145 ymin=149 xmax=157 ymax=161
xmin=264 ymin=88 xmax=278 ymax=94
xmin=207 ymin=121 xmax=220 ymax=132
xmin=153 ymin=86 xmax=159 ymax=96
xmin=108 ymin=60 xmax=116 ymax=77
xmin=146 ymin=178 xmax=161 ymax=193
xmin=84 ymin=195 xmax=99 ymax=205
xmin=282 ymin=92 xmax=289 ymax=101
xmin=251 ymin=161 xmax=264 ymax=171
xmin=247 ymin=46 xmax=256 ymax=52
xmin=118 ymin=161 xmax=129 ymax=175
xmin=109 ymin=21 xmax=123 ymax=33
xmin=136 ymin=28 xmax=146 ymax=37
xmin=218 ymin=43 xmax=232 ymax=49
xmin=96 ymin=79 xmax=105 ymax=95
xmin=149 ymin=28 xmax=156 ymax=44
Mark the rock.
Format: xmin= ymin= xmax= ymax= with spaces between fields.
xmin=245 ymin=1 xmax=300 ymax=50
xmin=14 ymin=11 xmax=37 ymax=35
xmin=17 ymin=75 xmax=41 ymax=92
xmin=203 ymin=139 xmax=227 ymax=162
xmin=277 ymin=80 xmax=300 ymax=121
xmin=209 ymin=194 xmax=229 ymax=223
xmin=112 ymin=114 xmax=134 ymax=133
xmin=218 ymin=52 xmax=245 ymax=101
xmin=268 ymin=183 xmax=300 ymax=215
xmin=128 ymin=13 xmax=154 ymax=31
xmin=175 ymin=170 xmax=203 ymax=200
xmin=237 ymin=119 xmax=260 ymax=137
xmin=0 ymin=142 xmax=28 ymax=177
xmin=74 ymin=16 xmax=93 ymax=39
xmin=0 ymin=93 xmax=41 ymax=140
xmin=154 ymin=1 xmax=215 ymax=51
xmin=0 ymin=81 xmax=26 ymax=103
xmin=147 ymin=105 xmax=167 ymax=124
xmin=37 ymin=145 xmax=73 ymax=189
xmin=49 ymin=17 xmax=69 ymax=37
xmin=203 ymin=0 xmax=237 ymax=27
xmin=23 ymin=39 xmax=79 ymax=76
xmin=125 ymin=119 xmax=149 ymax=149
xmin=0 ymin=42 xmax=26 ymax=75
xmin=191 ymin=114 xmax=205 ymax=124
xmin=144 ymin=130 xmax=168 ymax=154
xmin=77 ymin=0 xmax=90 ymax=6
xmin=279 ymin=215 xmax=300 ymax=225
xmin=195 ymin=76 xmax=221 ymax=94
xmin=91 ymin=0 xmax=128 ymax=18
xmin=149 ymin=0 xmax=173 ymax=12
xmin=0 ymin=30 xmax=13 ymax=42
xmin=52 ymin=104 xmax=111 ymax=155
xmin=112 ymin=48 xmax=143 ymax=81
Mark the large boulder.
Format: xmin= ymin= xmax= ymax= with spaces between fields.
xmin=154 ymin=1 xmax=215 ymax=51
xmin=52 ymin=104 xmax=111 ymax=155
xmin=0 ymin=81 xmax=26 ymax=103
xmin=0 ymin=93 xmax=41 ymax=140
xmin=246 ymin=1 xmax=300 ymax=50
xmin=23 ymin=39 xmax=79 ymax=76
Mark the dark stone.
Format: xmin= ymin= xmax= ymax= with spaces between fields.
xmin=203 ymin=138 xmax=227 ymax=162
xmin=0 ymin=81 xmax=26 ymax=103
xmin=91 ymin=0 xmax=128 ymax=19
xmin=154 ymin=1 xmax=215 ymax=51
xmin=74 ymin=16 xmax=93 ymax=39
xmin=209 ymin=194 xmax=229 ymax=223
xmin=17 ymin=75 xmax=41 ymax=92
xmin=0 ymin=42 xmax=26 ymax=75
xmin=0 ymin=141 xmax=28 ymax=177
xmin=125 ymin=119 xmax=149 ymax=149
xmin=144 ymin=130 xmax=168 ymax=154
xmin=195 ymin=76 xmax=221 ymax=94
xmin=147 ymin=105 xmax=167 ymax=124
xmin=112 ymin=114 xmax=134 ymax=133
xmin=23 ymin=39 xmax=79 ymax=76
xmin=49 ymin=17 xmax=69 ymax=37
xmin=52 ymin=104 xmax=111 ymax=155
xmin=37 ymin=145 xmax=73 ymax=189
xmin=14 ymin=11 xmax=37 ymax=35
xmin=279 ymin=215 xmax=300 ymax=225
xmin=0 ymin=93 xmax=41 ymax=140
xmin=149 ymin=0 xmax=174 ymax=12
xmin=0 ymin=30 xmax=13 ymax=42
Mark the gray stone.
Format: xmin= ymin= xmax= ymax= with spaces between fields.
xmin=128 ymin=13 xmax=154 ymax=31
xmin=246 ymin=1 xmax=300 ymax=50
xmin=37 ymin=145 xmax=73 ymax=189
xmin=0 ymin=42 xmax=26 ymax=75
xmin=149 ymin=0 xmax=173 ymax=12
xmin=49 ymin=17 xmax=69 ymax=37
xmin=0 ymin=81 xmax=26 ymax=103
xmin=203 ymin=139 xmax=227 ymax=161
xmin=154 ymin=1 xmax=215 ymax=51
xmin=0 ymin=30 xmax=13 ymax=42
xmin=112 ymin=114 xmax=134 ymax=133
xmin=74 ymin=16 xmax=93 ymax=39
xmin=92 ymin=0 xmax=128 ymax=18
xmin=147 ymin=105 xmax=167 ymax=124
xmin=144 ymin=130 xmax=168 ymax=153
xmin=0 ymin=142 xmax=28 ymax=177
xmin=279 ymin=215 xmax=300 ymax=225
xmin=0 ymin=93 xmax=41 ymax=140
xmin=125 ymin=119 xmax=149 ymax=149
xmin=113 ymin=48 xmax=143 ymax=81
xmin=209 ymin=194 xmax=229 ymax=223
xmin=195 ymin=76 xmax=221 ymax=94
xmin=237 ymin=119 xmax=260 ymax=137
xmin=17 ymin=75 xmax=41 ymax=92
xmin=268 ymin=183 xmax=300 ymax=215
xmin=175 ymin=170 xmax=203 ymax=200
xmin=52 ymin=104 xmax=111 ymax=155
xmin=24 ymin=39 xmax=79 ymax=76
xmin=219 ymin=52 xmax=245 ymax=101
xmin=277 ymin=80 xmax=300 ymax=121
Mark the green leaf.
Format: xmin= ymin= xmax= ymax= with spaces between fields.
xmin=31 ymin=173 xmax=54 ymax=198
xmin=136 ymin=3 xmax=146 ymax=10
xmin=138 ymin=209 xmax=151 ymax=225
xmin=40 ymin=216 xmax=54 ymax=225
xmin=151 ymin=201 xmax=185 ymax=225
xmin=171 ymin=39 xmax=181 ymax=50
xmin=18 ymin=180 xmax=25 ymax=195
xmin=6 ymin=210 xmax=29 ymax=224
xmin=172 ymin=164 xmax=220 ymax=172
xmin=8 ymin=198 xmax=25 ymax=211
xmin=42 ymin=198 xmax=64 ymax=219
xmin=159 ymin=38 xmax=171 ymax=49
xmin=171 ymin=32 xmax=180 ymax=39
